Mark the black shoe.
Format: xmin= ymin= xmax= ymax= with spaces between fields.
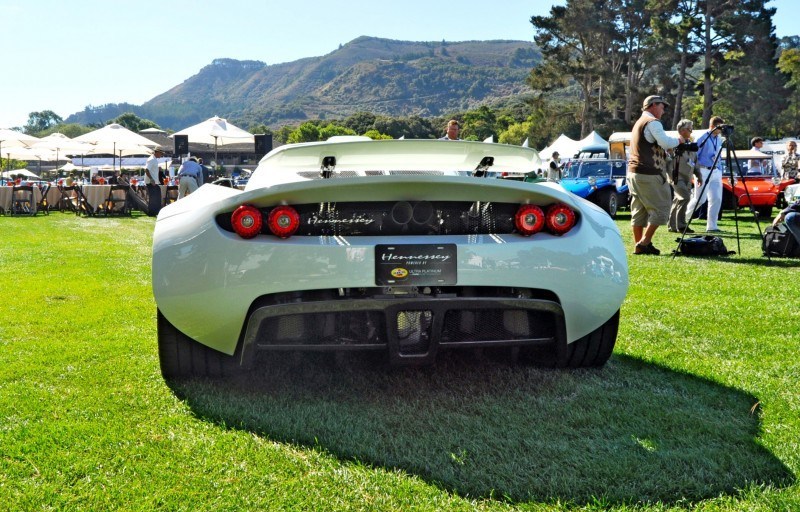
xmin=635 ymin=242 xmax=661 ymax=255
xmin=679 ymin=227 xmax=695 ymax=233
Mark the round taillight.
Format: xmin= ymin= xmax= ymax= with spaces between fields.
xmin=268 ymin=205 xmax=300 ymax=238
xmin=231 ymin=205 xmax=263 ymax=239
xmin=514 ymin=204 xmax=545 ymax=236
xmin=546 ymin=203 xmax=576 ymax=235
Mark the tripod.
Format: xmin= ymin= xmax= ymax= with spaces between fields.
xmin=673 ymin=130 xmax=768 ymax=258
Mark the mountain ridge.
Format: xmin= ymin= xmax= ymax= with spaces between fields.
xmin=66 ymin=36 xmax=540 ymax=130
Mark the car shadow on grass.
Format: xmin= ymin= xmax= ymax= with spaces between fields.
xmin=168 ymin=352 xmax=794 ymax=506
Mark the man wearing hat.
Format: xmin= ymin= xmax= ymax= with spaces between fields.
xmin=144 ymin=147 xmax=165 ymax=216
xmin=627 ymin=95 xmax=683 ymax=255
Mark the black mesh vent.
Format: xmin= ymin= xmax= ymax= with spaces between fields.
xmin=441 ymin=309 xmax=557 ymax=343
xmin=256 ymin=311 xmax=387 ymax=346
xmin=395 ymin=310 xmax=433 ymax=355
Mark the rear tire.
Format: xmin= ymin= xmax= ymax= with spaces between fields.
xmin=521 ymin=310 xmax=619 ymax=368
xmin=157 ymin=309 xmax=240 ymax=379
xmin=596 ymin=189 xmax=618 ymax=218
xmin=756 ymin=205 xmax=773 ymax=218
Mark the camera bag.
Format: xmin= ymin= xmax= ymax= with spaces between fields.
xmin=762 ymin=226 xmax=800 ymax=257
xmin=675 ymin=235 xmax=735 ymax=257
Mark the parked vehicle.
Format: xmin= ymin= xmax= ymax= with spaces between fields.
xmin=719 ymin=149 xmax=783 ymax=218
xmin=559 ymin=158 xmax=629 ymax=218
xmin=151 ymin=139 xmax=629 ymax=378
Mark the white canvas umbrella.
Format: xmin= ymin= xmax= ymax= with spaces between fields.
xmin=30 ymin=133 xmax=92 ymax=168
xmin=2 ymin=168 xmax=41 ymax=180
xmin=172 ymin=116 xmax=253 ymax=163
xmin=1 ymin=129 xmax=40 ymax=172
xmin=74 ymin=123 xmax=160 ymax=170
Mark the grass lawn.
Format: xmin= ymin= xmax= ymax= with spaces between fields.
xmin=0 ymin=210 xmax=798 ymax=511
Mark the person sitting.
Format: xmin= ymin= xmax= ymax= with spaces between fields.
xmin=773 ymin=198 xmax=800 ymax=244
xmin=747 ymin=159 xmax=763 ymax=175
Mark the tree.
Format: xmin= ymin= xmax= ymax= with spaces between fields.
xmin=461 ymin=105 xmax=497 ymax=141
xmin=247 ymin=124 xmax=273 ymax=135
xmin=778 ymin=47 xmax=800 ymax=135
xmin=343 ymin=111 xmax=378 ymax=135
xmin=530 ymin=1 xmax=619 ymax=136
xmin=705 ymin=0 xmax=787 ymax=137
xmin=362 ymin=129 xmax=393 ymax=140
xmin=286 ymin=122 xmax=321 ymax=143
xmin=112 ymin=112 xmax=159 ymax=132
xmin=498 ymin=121 xmax=534 ymax=146
xmin=23 ymin=110 xmax=63 ymax=135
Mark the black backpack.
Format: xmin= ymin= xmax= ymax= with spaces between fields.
xmin=762 ymin=226 xmax=800 ymax=257
xmin=675 ymin=235 xmax=735 ymax=257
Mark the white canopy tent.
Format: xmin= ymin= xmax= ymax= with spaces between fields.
xmin=539 ymin=134 xmax=581 ymax=161
xmin=578 ymin=131 xmax=609 ymax=150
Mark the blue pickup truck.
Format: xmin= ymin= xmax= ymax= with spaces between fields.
xmin=559 ymin=158 xmax=629 ymax=218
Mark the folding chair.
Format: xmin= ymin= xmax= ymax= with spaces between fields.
xmin=104 ymin=184 xmax=131 ymax=216
xmin=37 ymin=184 xmax=50 ymax=216
xmin=59 ymin=186 xmax=81 ymax=214
xmin=164 ymin=185 xmax=179 ymax=206
xmin=10 ymin=185 xmax=36 ymax=216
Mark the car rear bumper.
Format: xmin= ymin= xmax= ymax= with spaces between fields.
xmin=239 ymin=293 xmax=565 ymax=366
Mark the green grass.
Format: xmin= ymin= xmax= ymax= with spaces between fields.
xmin=0 ymin=210 xmax=798 ymax=511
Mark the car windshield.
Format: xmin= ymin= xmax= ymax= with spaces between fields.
xmin=564 ymin=160 xmax=625 ymax=179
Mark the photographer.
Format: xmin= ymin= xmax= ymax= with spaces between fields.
xmin=685 ymin=116 xmax=725 ymax=233
xmin=668 ymin=119 xmax=702 ymax=233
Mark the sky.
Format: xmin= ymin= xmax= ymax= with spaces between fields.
xmin=0 ymin=0 xmax=793 ymax=130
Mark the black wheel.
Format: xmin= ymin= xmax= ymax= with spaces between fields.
xmin=755 ymin=205 xmax=773 ymax=218
xmin=521 ymin=310 xmax=619 ymax=368
xmin=157 ymin=309 xmax=240 ymax=379
xmin=596 ymin=189 xmax=618 ymax=218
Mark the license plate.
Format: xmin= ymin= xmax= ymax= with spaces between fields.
xmin=375 ymin=244 xmax=457 ymax=286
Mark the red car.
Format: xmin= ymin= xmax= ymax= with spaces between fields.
xmin=721 ymin=150 xmax=783 ymax=217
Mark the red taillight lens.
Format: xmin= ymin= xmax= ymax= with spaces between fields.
xmin=268 ymin=205 xmax=300 ymax=238
xmin=231 ymin=205 xmax=263 ymax=239
xmin=546 ymin=203 xmax=576 ymax=235
xmin=514 ymin=205 xmax=545 ymax=236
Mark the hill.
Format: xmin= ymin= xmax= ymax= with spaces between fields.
xmin=66 ymin=36 xmax=540 ymax=130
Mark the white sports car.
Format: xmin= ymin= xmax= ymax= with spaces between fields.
xmin=152 ymin=139 xmax=628 ymax=378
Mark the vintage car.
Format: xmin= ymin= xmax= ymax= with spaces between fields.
xmin=720 ymin=149 xmax=783 ymax=218
xmin=152 ymin=139 xmax=629 ymax=378
xmin=559 ymin=158 xmax=629 ymax=218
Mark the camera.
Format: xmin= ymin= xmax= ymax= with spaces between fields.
xmin=718 ymin=124 xmax=735 ymax=137
xmin=675 ymin=141 xmax=698 ymax=155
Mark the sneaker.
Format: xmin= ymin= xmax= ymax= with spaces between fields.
xmin=634 ymin=242 xmax=661 ymax=255
xmin=706 ymin=228 xmax=722 ymax=233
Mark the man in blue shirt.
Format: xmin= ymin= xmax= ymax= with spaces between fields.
xmin=685 ymin=116 xmax=725 ymax=232
xmin=177 ymin=156 xmax=203 ymax=199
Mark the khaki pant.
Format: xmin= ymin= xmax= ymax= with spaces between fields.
xmin=628 ymin=172 xmax=671 ymax=227
xmin=669 ymin=179 xmax=692 ymax=230
xmin=178 ymin=176 xmax=198 ymax=199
